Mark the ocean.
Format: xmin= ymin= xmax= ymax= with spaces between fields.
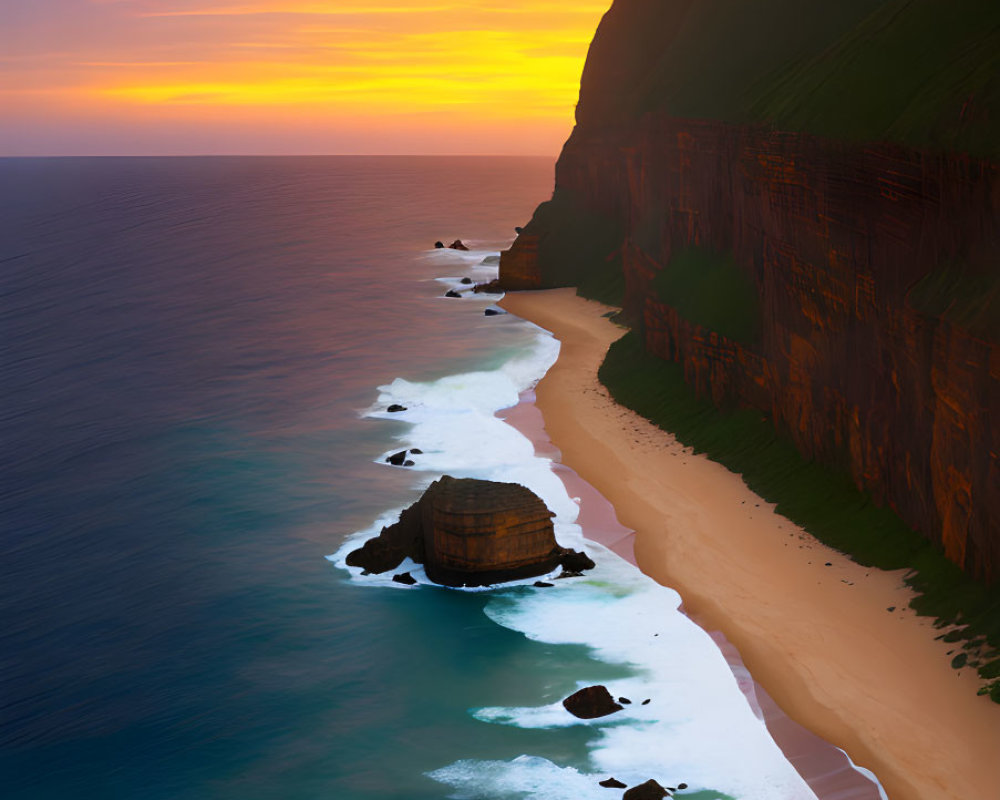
xmin=0 ymin=156 xmax=880 ymax=800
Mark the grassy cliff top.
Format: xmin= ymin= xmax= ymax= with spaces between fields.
xmin=578 ymin=0 xmax=1000 ymax=158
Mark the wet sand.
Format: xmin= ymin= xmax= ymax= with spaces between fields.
xmin=500 ymin=288 xmax=1000 ymax=800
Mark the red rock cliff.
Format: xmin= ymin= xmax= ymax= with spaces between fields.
xmin=503 ymin=1 xmax=1000 ymax=582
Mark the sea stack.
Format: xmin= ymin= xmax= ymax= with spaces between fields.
xmin=346 ymin=476 xmax=589 ymax=587
xmin=421 ymin=476 xmax=558 ymax=586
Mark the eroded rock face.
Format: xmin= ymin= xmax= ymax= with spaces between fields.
xmin=498 ymin=5 xmax=1000 ymax=581
xmin=345 ymin=477 xmax=595 ymax=587
xmin=562 ymin=685 xmax=623 ymax=719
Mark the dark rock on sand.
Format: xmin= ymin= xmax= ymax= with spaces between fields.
xmin=409 ymin=448 xmax=423 ymax=454
xmin=392 ymin=572 xmax=417 ymax=585
xmin=623 ymin=779 xmax=668 ymax=800
xmin=484 ymin=307 xmax=507 ymax=316
xmin=514 ymin=226 xmax=523 ymax=234
xmin=386 ymin=450 xmax=408 ymax=466
xmin=641 ymin=698 xmax=651 ymax=705
xmin=434 ymin=241 xmax=444 ymax=248
xmin=559 ymin=548 xmax=596 ymax=572
xmin=460 ymin=277 xmax=473 ymax=284
xmin=448 ymin=240 xmax=469 ymax=251
xmin=562 ymin=685 xmax=623 ymax=719
xmin=534 ymin=581 xmax=554 ymax=588
xmin=445 ymin=289 xmax=462 ymax=298
xmin=618 ymin=697 xmax=631 ymax=704
xmin=599 ymin=777 xmax=627 ymax=788
xmin=387 ymin=404 xmax=407 ymax=413
xmin=403 ymin=460 xmax=415 ymax=467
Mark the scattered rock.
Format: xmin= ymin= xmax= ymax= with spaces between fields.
xmin=678 ymin=783 xmax=688 ymax=790
xmin=825 ymin=562 xmax=832 ymax=566
xmin=562 ymin=685 xmax=623 ymax=719
xmin=514 ymin=226 xmax=523 ymax=234
xmin=434 ymin=241 xmax=444 ymax=249
xmin=409 ymin=448 xmax=423 ymax=455
xmin=392 ymin=572 xmax=417 ymax=585
xmin=460 ymin=277 xmax=473 ymax=284
xmin=641 ymin=698 xmax=651 ymax=705
xmin=534 ymin=581 xmax=554 ymax=588
xmin=484 ymin=308 xmax=501 ymax=316
xmin=618 ymin=697 xmax=632 ymax=704
xmin=599 ymin=777 xmax=627 ymax=789
xmin=448 ymin=239 xmax=469 ymax=251
xmin=556 ymin=570 xmax=584 ymax=579
xmin=444 ymin=289 xmax=462 ymax=298
xmin=345 ymin=502 xmax=425 ymax=574
xmin=623 ymin=779 xmax=668 ymax=800
xmin=386 ymin=450 xmax=408 ymax=466
xmin=559 ymin=548 xmax=596 ymax=572
xmin=387 ymin=404 xmax=407 ymax=413
xmin=887 ymin=606 xmax=896 ymax=612
xmin=403 ymin=460 xmax=415 ymax=467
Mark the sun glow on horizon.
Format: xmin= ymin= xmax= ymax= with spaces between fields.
xmin=0 ymin=1 xmax=610 ymax=155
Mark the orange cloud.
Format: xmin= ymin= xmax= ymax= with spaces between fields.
xmin=1 ymin=1 xmax=609 ymax=154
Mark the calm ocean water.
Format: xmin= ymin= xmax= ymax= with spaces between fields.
xmin=0 ymin=157 xmax=877 ymax=800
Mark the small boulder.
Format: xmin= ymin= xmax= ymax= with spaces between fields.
xmin=484 ymin=307 xmax=507 ymax=316
xmin=514 ymin=226 xmax=523 ymax=234
xmin=623 ymin=780 xmax=668 ymax=800
xmin=599 ymin=778 xmax=627 ymax=789
xmin=533 ymin=581 xmax=554 ymax=588
xmin=448 ymin=240 xmax=469 ymax=251
xmin=386 ymin=450 xmax=408 ymax=466
xmin=445 ymin=289 xmax=462 ymax=298
xmin=641 ymin=699 xmax=651 ymax=705
xmin=403 ymin=460 xmax=415 ymax=467
xmin=618 ymin=697 xmax=632 ymax=705
xmin=392 ymin=572 xmax=417 ymax=585
xmin=460 ymin=277 xmax=473 ymax=284
xmin=556 ymin=570 xmax=583 ymax=579
xmin=434 ymin=241 xmax=444 ymax=249
xmin=409 ymin=448 xmax=423 ymax=455
xmin=562 ymin=685 xmax=623 ymax=719
xmin=387 ymin=404 xmax=407 ymax=413
xmin=559 ymin=549 xmax=596 ymax=572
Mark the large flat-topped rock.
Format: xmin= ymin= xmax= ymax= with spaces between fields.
xmin=346 ymin=476 xmax=591 ymax=587
xmin=422 ymin=477 xmax=558 ymax=586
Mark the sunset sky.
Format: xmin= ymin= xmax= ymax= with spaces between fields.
xmin=0 ymin=1 xmax=609 ymax=156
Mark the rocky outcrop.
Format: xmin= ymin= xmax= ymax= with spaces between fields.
xmin=623 ymin=780 xmax=669 ymax=800
xmin=346 ymin=476 xmax=594 ymax=587
xmin=562 ymin=685 xmax=624 ymax=719
xmin=500 ymin=0 xmax=1000 ymax=582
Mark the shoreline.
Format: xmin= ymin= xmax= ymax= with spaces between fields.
xmin=499 ymin=288 xmax=1000 ymax=800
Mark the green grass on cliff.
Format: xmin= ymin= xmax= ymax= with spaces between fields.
xmin=652 ymin=248 xmax=761 ymax=344
xmin=598 ymin=330 xmax=1000 ymax=701
xmin=746 ymin=0 xmax=1000 ymax=157
xmin=526 ymin=188 xmax=625 ymax=306
xmin=610 ymin=0 xmax=1000 ymax=157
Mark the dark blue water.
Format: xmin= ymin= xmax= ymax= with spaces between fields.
xmin=0 ymin=156 xmax=635 ymax=798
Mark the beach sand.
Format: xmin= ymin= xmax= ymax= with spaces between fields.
xmin=500 ymin=288 xmax=1000 ymax=800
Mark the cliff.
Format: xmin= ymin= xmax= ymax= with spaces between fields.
xmin=499 ymin=0 xmax=1000 ymax=583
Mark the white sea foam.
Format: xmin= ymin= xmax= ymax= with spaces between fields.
xmin=330 ymin=259 xmax=837 ymax=799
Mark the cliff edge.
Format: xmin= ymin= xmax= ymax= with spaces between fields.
xmin=500 ymin=0 xmax=999 ymax=584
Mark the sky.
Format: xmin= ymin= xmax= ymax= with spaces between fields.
xmin=0 ymin=0 xmax=609 ymax=156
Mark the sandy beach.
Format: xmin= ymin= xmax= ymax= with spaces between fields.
xmin=500 ymin=288 xmax=1000 ymax=800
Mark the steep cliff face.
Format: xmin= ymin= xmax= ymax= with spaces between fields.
xmin=502 ymin=0 xmax=1000 ymax=581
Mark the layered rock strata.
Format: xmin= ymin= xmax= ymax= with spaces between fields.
xmin=498 ymin=2 xmax=999 ymax=581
